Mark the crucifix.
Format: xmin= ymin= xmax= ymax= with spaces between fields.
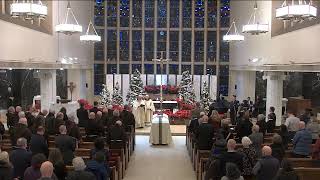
xmin=67 ymin=82 xmax=76 ymax=101
xmin=152 ymin=51 xmax=171 ymax=145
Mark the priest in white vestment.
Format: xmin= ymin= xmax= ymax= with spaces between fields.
xmin=144 ymin=95 xmax=155 ymax=126
xmin=133 ymin=95 xmax=146 ymax=128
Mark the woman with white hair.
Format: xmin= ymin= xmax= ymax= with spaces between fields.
xmin=0 ymin=151 xmax=13 ymax=180
xmin=66 ymin=157 xmax=95 ymax=180
xmin=237 ymin=136 xmax=256 ymax=178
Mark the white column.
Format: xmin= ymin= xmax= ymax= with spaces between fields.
xmin=235 ymin=71 xmax=256 ymax=102
xmin=40 ymin=70 xmax=56 ymax=111
xmin=67 ymin=69 xmax=87 ymax=101
xmin=263 ymin=71 xmax=286 ymax=126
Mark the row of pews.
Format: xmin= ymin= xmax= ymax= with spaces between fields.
xmin=0 ymin=126 xmax=136 ymax=180
xmin=186 ymin=126 xmax=320 ymax=180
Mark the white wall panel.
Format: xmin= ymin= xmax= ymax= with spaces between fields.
xmin=193 ymin=75 xmax=201 ymax=101
xmin=147 ymin=75 xmax=154 ymax=85
xmin=106 ymin=75 xmax=114 ymax=95
xmin=141 ymin=74 xmax=147 ymax=87
xmin=209 ymin=75 xmax=217 ymax=100
xmin=122 ymin=74 xmax=130 ymax=103
xmin=168 ymin=75 xmax=176 ymax=86
xmin=177 ymin=75 xmax=182 ymax=86
xmin=114 ymin=74 xmax=122 ymax=89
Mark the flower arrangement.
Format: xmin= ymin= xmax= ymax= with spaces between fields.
xmin=144 ymin=85 xmax=179 ymax=94
xmin=78 ymin=99 xmax=93 ymax=110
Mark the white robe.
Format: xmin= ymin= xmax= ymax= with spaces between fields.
xmin=145 ymin=99 xmax=155 ymax=124
xmin=133 ymin=100 xmax=146 ymax=128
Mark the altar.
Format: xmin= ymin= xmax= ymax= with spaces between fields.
xmin=153 ymin=100 xmax=178 ymax=111
xmin=149 ymin=114 xmax=172 ymax=145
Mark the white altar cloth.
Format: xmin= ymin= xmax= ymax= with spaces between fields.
xmin=149 ymin=114 xmax=172 ymax=145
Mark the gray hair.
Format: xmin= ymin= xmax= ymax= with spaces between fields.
xmin=257 ymin=114 xmax=265 ymax=121
xmin=272 ymin=134 xmax=282 ymax=144
xmin=18 ymin=111 xmax=25 ymax=118
xmin=241 ymin=136 xmax=252 ymax=147
xmin=17 ymin=137 xmax=27 ymax=148
xmin=72 ymin=157 xmax=86 ymax=171
xmin=252 ymin=125 xmax=260 ymax=133
xmin=49 ymin=109 xmax=55 ymax=114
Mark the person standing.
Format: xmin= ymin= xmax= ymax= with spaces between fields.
xmin=144 ymin=95 xmax=155 ymax=126
xmin=54 ymin=125 xmax=76 ymax=165
xmin=77 ymin=102 xmax=89 ymax=128
xmin=285 ymin=111 xmax=300 ymax=140
xmin=38 ymin=161 xmax=55 ymax=180
xmin=133 ymin=95 xmax=146 ymax=128
xmin=30 ymin=126 xmax=49 ymax=157
xmin=229 ymin=95 xmax=239 ymax=125
xmin=253 ymin=146 xmax=280 ymax=180
xmin=9 ymin=138 xmax=32 ymax=179
xmin=196 ymin=115 xmax=214 ymax=150
xmin=267 ymin=107 xmax=276 ymax=133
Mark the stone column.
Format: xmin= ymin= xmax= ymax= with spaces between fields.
xmin=263 ymin=71 xmax=286 ymax=126
xmin=39 ymin=70 xmax=56 ymax=111
xmin=235 ymin=71 xmax=256 ymax=102
xmin=67 ymin=69 xmax=87 ymax=101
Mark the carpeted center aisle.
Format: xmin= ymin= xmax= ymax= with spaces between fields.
xmin=123 ymin=135 xmax=196 ymax=180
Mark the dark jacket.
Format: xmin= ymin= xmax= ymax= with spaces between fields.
xmin=292 ymin=129 xmax=313 ymax=156
xmin=66 ymin=170 xmax=96 ymax=180
xmin=120 ymin=110 xmax=135 ymax=132
xmin=45 ymin=113 xmax=56 ymax=135
xmin=89 ymin=107 xmax=99 ymax=114
xmin=77 ymin=107 xmax=88 ymax=127
xmin=30 ymin=133 xmax=49 ymax=157
xmin=253 ymin=156 xmax=280 ymax=180
xmin=86 ymin=120 xmax=103 ymax=137
xmin=267 ymin=113 xmax=276 ymax=133
xmin=0 ymin=160 xmax=13 ymax=180
xmin=108 ymin=125 xmax=127 ymax=147
xmin=256 ymin=120 xmax=267 ymax=135
xmin=189 ymin=118 xmax=200 ymax=134
xmin=53 ymin=161 xmax=67 ymax=180
xmin=54 ymin=134 xmax=76 ymax=165
xmin=86 ymin=160 xmax=109 ymax=180
xmin=196 ymin=123 xmax=214 ymax=150
xmin=6 ymin=112 xmax=18 ymax=129
xmin=249 ymin=132 xmax=264 ymax=158
xmin=274 ymin=170 xmax=300 ymax=180
xmin=66 ymin=121 xmax=81 ymax=141
xmin=9 ymin=148 xmax=32 ymax=179
xmin=271 ymin=143 xmax=285 ymax=162
xmin=219 ymin=151 xmax=244 ymax=176
xmin=25 ymin=112 xmax=35 ymax=128
xmin=54 ymin=118 xmax=65 ymax=135
xmin=11 ymin=123 xmax=32 ymax=145
xmin=90 ymin=149 xmax=109 ymax=162
xmin=236 ymin=119 xmax=253 ymax=139
xmin=24 ymin=166 xmax=41 ymax=180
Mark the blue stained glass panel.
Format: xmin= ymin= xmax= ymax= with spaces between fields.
xmin=120 ymin=64 xmax=129 ymax=74
xmin=169 ymin=64 xmax=179 ymax=75
xmin=120 ymin=31 xmax=129 ymax=61
xmin=144 ymin=64 xmax=154 ymax=74
xmin=195 ymin=0 xmax=205 ymax=28
xmin=145 ymin=31 xmax=154 ymax=61
xmin=208 ymin=0 xmax=217 ymax=27
xmin=107 ymin=64 xmax=117 ymax=74
xmin=120 ymin=0 xmax=130 ymax=27
xmin=220 ymin=0 xmax=230 ymax=27
xmin=183 ymin=0 xmax=192 ymax=28
xmin=145 ymin=0 xmax=154 ymax=27
xmin=132 ymin=0 xmax=142 ymax=27
xmin=132 ymin=31 xmax=142 ymax=61
xmin=107 ymin=0 xmax=117 ymax=27
xmin=194 ymin=65 xmax=204 ymax=75
xmin=158 ymin=0 xmax=167 ymax=28
xmin=207 ymin=31 xmax=216 ymax=61
xmin=170 ymin=0 xmax=179 ymax=28
xmin=94 ymin=64 xmax=105 ymax=95
xmin=220 ymin=30 xmax=229 ymax=62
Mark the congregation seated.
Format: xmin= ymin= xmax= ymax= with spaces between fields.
xmin=248 ymin=125 xmax=263 ymax=157
xmin=120 ymin=105 xmax=136 ymax=132
xmin=86 ymin=112 xmax=104 ymax=137
xmin=292 ymin=121 xmax=312 ymax=158
xmin=76 ymin=102 xmax=89 ymax=128
xmin=23 ymin=153 xmax=47 ymax=180
xmin=11 ymin=117 xmax=32 ymax=145
xmin=86 ymin=152 xmax=109 ymax=180
xmin=253 ymin=146 xmax=280 ymax=180
xmin=267 ymin=106 xmax=276 ymax=133
xmin=48 ymin=148 xmax=67 ymax=180
xmin=108 ymin=120 xmax=127 ymax=147
xmin=195 ymin=115 xmax=214 ymax=150
xmin=235 ymin=110 xmax=253 ymax=140
xmin=270 ymin=134 xmax=285 ymax=163
xmin=238 ymin=137 xmax=256 ymax=178
xmin=30 ymin=126 xmax=49 ymax=157
xmin=217 ymin=119 xmax=233 ymax=140
xmin=219 ymin=139 xmax=244 ymax=176
xmin=0 ymin=151 xmax=13 ymax=180
xmin=274 ymin=159 xmax=300 ymax=180
xmin=39 ymin=161 xmax=55 ymax=180
xmin=107 ymin=110 xmax=122 ymax=129
xmin=221 ymin=163 xmax=244 ymax=180
xmin=54 ymin=125 xmax=76 ymax=165
xmin=67 ymin=157 xmax=95 ymax=180
xmin=45 ymin=109 xmax=56 ymax=135
xmin=90 ymin=137 xmax=109 ymax=162
xmin=9 ymin=137 xmax=32 ymax=179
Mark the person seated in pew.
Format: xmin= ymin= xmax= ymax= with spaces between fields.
xmin=270 ymin=134 xmax=285 ymax=163
xmin=107 ymin=110 xmax=122 ymax=130
xmin=108 ymin=120 xmax=127 ymax=148
xmin=38 ymin=161 xmax=55 ymax=180
xmin=120 ymin=105 xmax=136 ymax=132
xmin=219 ymin=139 xmax=244 ymax=176
xmin=253 ymin=146 xmax=280 ymax=180
xmin=217 ymin=119 xmax=233 ymax=140
xmin=23 ymin=153 xmax=47 ymax=180
xmin=59 ymin=107 xmax=69 ymax=122
xmin=90 ymin=137 xmax=109 ymax=162
xmin=249 ymin=125 xmax=263 ymax=158
xmin=195 ymin=115 xmax=214 ymax=150
xmin=86 ymin=112 xmax=104 ymax=137
xmin=48 ymin=148 xmax=67 ymax=180
xmin=30 ymin=126 xmax=49 ymax=157
xmin=101 ymin=107 xmax=110 ymax=127
xmin=65 ymin=116 xmax=82 ymax=142
xmin=292 ymin=121 xmax=312 ymax=158
xmin=307 ymin=116 xmax=320 ymax=144
xmin=188 ymin=112 xmax=205 ymax=135
xmin=279 ymin=124 xmax=290 ymax=150
xmin=0 ymin=151 xmax=13 ymax=180
xmin=273 ymin=159 xmax=300 ymax=180
xmin=54 ymin=125 xmax=76 ymax=165
xmin=221 ymin=163 xmax=244 ymax=180
xmin=208 ymin=110 xmax=222 ymax=131
xmin=256 ymin=114 xmax=267 ymax=135
xmin=238 ymin=137 xmax=256 ymax=178
xmin=66 ymin=157 xmax=96 ymax=180
xmin=45 ymin=109 xmax=56 ymax=136
xmin=10 ymin=138 xmax=32 ymax=180
xmin=86 ymin=152 xmax=109 ymax=180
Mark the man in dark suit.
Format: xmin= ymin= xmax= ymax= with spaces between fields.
xmin=90 ymin=101 xmax=99 ymax=114
xmin=77 ymin=103 xmax=89 ymax=127
xmin=120 ymin=105 xmax=136 ymax=132
xmin=9 ymin=137 xmax=32 ymax=179
xmin=229 ymin=95 xmax=239 ymax=125
xmin=108 ymin=120 xmax=127 ymax=148
xmin=45 ymin=109 xmax=56 ymax=135
xmin=11 ymin=117 xmax=32 ymax=146
xmin=55 ymin=125 xmax=76 ymax=165
xmin=54 ymin=112 xmax=65 ymax=135
xmin=195 ymin=115 xmax=214 ymax=150
xmin=86 ymin=112 xmax=104 ymax=137
xmin=30 ymin=126 xmax=49 ymax=157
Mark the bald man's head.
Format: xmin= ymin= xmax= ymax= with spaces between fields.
xmin=40 ymin=161 xmax=54 ymax=178
xmin=299 ymin=121 xmax=305 ymax=130
xmin=227 ymin=139 xmax=237 ymax=151
xmin=262 ymin=146 xmax=272 ymax=156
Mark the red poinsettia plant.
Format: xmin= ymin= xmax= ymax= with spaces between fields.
xmin=77 ymin=99 xmax=93 ymax=110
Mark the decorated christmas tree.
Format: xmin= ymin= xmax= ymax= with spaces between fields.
xmin=100 ymin=84 xmax=111 ymax=106
xmin=201 ymin=81 xmax=211 ymax=113
xmin=126 ymin=69 xmax=145 ymax=105
xmin=112 ymin=82 xmax=123 ymax=106
xmin=178 ymin=70 xmax=196 ymax=104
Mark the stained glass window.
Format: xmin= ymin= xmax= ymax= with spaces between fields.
xmin=107 ymin=30 xmax=117 ymax=61
xmin=169 ymin=31 xmax=179 ymax=62
xmin=107 ymin=0 xmax=117 ymax=27
xmin=207 ymin=0 xmax=217 ymax=27
xmin=132 ymin=64 xmax=142 ymax=72
xmin=107 ymin=64 xmax=117 ymax=74
xmin=156 ymin=64 xmax=167 ymax=74
xmin=158 ymin=0 xmax=167 ymax=28
xmin=157 ymin=31 xmax=167 ymax=57
xmin=220 ymin=30 xmax=229 ymax=62
xmin=194 ymin=65 xmax=204 ymax=75
xmin=120 ymin=0 xmax=130 ymax=27
xmin=219 ymin=65 xmax=229 ymax=95
xmin=132 ymin=31 xmax=142 ymax=62
xmin=194 ymin=31 xmax=204 ymax=62
xmin=119 ymin=31 xmax=129 ymax=61
xmin=144 ymin=64 xmax=154 ymax=74
xmin=94 ymin=64 xmax=105 ymax=95
xmin=132 ymin=0 xmax=142 ymax=27
xmin=145 ymin=31 xmax=154 ymax=61
xmin=119 ymin=64 xmax=129 ymax=74
xmin=195 ymin=0 xmax=205 ymax=28
xmin=182 ymin=65 xmax=191 ymax=73
xmin=220 ymin=0 xmax=230 ymax=27
xmin=207 ymin=31 xmax=216 ymax=62
xmin=183 ymin=0 xmax=192 ymax=28
xmin=170 ymin=0 xmax=179 ymax=28
xmin=206 ymin=65 xmax=216 ymax=75
xmin=169 ymin=64 xmax=179 ymax=74
xmin=94 ymin=0 xmax=104 ymax=26
xmin=145 ymin=0 xmax=154 ymax=28
xmin=182 ymin=31 xmax=191 ymax=62
xmin=94 ymin=29 xmax=104 ymax=61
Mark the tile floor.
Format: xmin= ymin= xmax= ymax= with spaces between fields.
xmin=135 ymin=125 xmax=186 ymax=136
xmin=123 ymin=135 xmax=196 ymax=180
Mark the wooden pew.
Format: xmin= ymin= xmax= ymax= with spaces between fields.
xmin=66 ymin=165 xmax=118 ymax=180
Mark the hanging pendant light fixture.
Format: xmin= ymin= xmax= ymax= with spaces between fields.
xmin=80 ymin=20 xmax=101 ymax=42
xmin=276 ymin=0 xmax=317 ymax=21
xmin=10 ymin=0 xmax=47 ymax=20
xmin=223 ymin=20 xmax=244 ymax=42
xmin=242 ymin=1 xmax=268 ymax=35
xmin=55 ymin=1 xmax=82 ymax=35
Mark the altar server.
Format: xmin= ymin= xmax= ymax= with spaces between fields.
xmin=133 ymin=95 xmax=146 ymax=128
xmin=144 ymin=95 xmax=155 ymax=126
